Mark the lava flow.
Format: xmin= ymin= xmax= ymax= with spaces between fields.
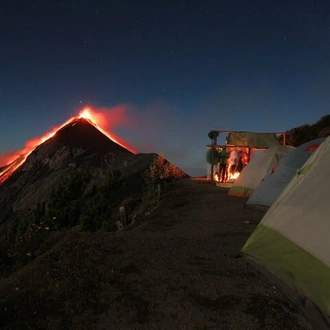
xmin=0 ymin=107 xmax=136 ymax=185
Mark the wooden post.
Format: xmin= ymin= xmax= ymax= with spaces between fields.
xmin=157 ymin=183 xmax=161 ymax=203
xmin=210 ymin=147 xmax=214 ymax=182
xmin=210 ymin=134 xmax=218 ymax=182
xmin=283 ymin=133 xmax=286 ymax=145
xmin=119 ymin=206 xmax=127 ymax=227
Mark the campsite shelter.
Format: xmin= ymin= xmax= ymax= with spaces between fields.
xmin=206 ymin=130 xmax=286 ymax=181
xmin=246 ymin=137 xmax=326 ymax=208
xmin=228 ymin=145 xmax=295 ymax=197
xmin=241 ymin=135 xmax=330 ymax=329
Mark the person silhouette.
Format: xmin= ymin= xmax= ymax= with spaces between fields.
xmin=218 ymin=147 xmax=229 ymax=182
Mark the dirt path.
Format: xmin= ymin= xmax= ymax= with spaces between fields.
xmin=0 ymin=179 xmax=314 ymax=330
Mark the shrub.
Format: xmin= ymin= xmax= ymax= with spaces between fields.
xmin=148 ymin=154 xmax=186 ymax=184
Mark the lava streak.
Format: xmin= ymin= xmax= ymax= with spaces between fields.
xmin=0 ymin=107 xmax=136 ymax=184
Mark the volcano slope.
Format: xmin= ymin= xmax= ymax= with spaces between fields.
xmin=0 ymin=178 xmax=313 ymax=330
xmin=0 ymin=117 xmax=146 ymax=236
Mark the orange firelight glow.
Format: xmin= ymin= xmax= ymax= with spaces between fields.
xmin=229 ymin=171 xmax=240 ymax=180
xmin=0 ymin=107 xmax=136 ymax=184
xmin=213 ymin=170 xmax=240 ymax=183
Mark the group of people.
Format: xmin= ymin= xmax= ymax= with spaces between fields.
xmin=217 ymin=147 xmax=248 ymax=182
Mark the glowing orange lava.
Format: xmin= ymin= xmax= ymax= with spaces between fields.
xmin=0 ymin=107 xmax=136 ymax=184
xmin=78 ymin=108 xmax=101 ymax=125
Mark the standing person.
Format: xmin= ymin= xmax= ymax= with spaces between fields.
xmin=218 ymin=147 xmax=229 ymax=182
xmin=237 ymin=150 xmax=243 ymax=172
xmin=242 ymin=152 xmax=248 ymax=168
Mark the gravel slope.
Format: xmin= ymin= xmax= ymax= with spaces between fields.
xmin=0 ymin=178 xmax=314 ymax=330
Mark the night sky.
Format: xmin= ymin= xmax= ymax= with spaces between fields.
xmin=1 ymin=0 xmax=330 ymax=175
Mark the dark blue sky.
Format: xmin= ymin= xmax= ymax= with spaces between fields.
xmin=1 ymin=0 xmax=330 ymax=173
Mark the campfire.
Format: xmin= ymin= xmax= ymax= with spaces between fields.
xmin=228 ymin=171 xmax=240 ymax=181
xmin=211 ymin=146 xmax=248 ymax=183
xmin=214 ymin=170 xmax=240 ymax=183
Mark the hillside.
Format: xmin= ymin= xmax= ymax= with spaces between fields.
xmin=0 ymin=117 xmax=187 ymax=239
xmin=0 ymin=118 xmax=132 ymax=233
xmin=0 ymin=179 xmax=313 ymax=330
xmin=286 ymin=114 xmax=330 ymax=146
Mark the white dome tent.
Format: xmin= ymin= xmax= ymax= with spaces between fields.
xmin=242 ymin=135 xmax=330 ymax=329
xmin=246 ymin=137 xmax=325 ymax=208
xmin=228 ymin=145 xmax=295 ymax=198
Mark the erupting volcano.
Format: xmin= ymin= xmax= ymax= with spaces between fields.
xmin=0 ymin=107 xmax=188 ymax=238
xmin=0 ymin=108 xmax=136 ymax=185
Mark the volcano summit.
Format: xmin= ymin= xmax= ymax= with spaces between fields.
xmin=52 ymin=117 xmax=133 ymax=154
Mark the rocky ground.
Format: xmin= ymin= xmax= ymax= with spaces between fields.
xmin=0 ymin=178 xmax=314 ymax=330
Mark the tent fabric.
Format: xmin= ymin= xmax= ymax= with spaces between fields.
xmin=246 ymin=137 xmax=326 ymax=207
xmin=228 ymin=145 xmax=295 ymax=197
xmin=227 ymin=132 xmax=280 ymax=148
xmin=241 ymin=135 xmax=330 ymax=329
xmin=245 ymin=256 xmax=330 ymax=330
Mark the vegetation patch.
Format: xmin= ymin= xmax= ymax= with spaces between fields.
xmin=0 ymin=155 xmax=187 ymax=277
